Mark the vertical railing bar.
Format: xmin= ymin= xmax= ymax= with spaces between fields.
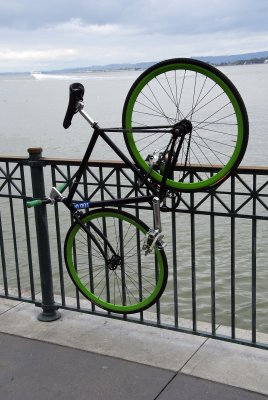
xmin=51 ymin=165 xmax=66 ymax=306
xmin=100 ymin=167 xmax=112 ymax=314
xmin=101 ymin=166 xmax=111 ymax=310
xmin=252 ymin=173 xmax=257 ymax=343
xmin=172 ymin=198 xmax=179 ymax=328
xmin=86 ymin=223 xmax=95 ymax=311
xmin=231 ymin=174 xmax=236 ymax=339
xmin=20 ymin=164 xmax=35 ymax=300
xmin=190 ymin=172 xmax=197 ymax=332
xmin=102 ymin=207 xmax=111 ymax=309
xmin=155 ymin=252 xmax=161 ymax=325
xmin=210 ymin=183 xmax=216 ymax=336
xmin=67 ymin=164 xmax=80 ymax=309
xmin=153 ymin=196 xmax=161 ymax=324
xmin=6 ymin=162 xmax=21 ymax=297
xmin=0 ymin=212 xmax=8 ymax=295
xmin=116 ymin=168 xmax=127 ymax=318
xmin=83 ymin=168 xmax=95 ymax=312
xmin=119 ymin=217 xmax=126 ymax=306
xmin=134 ymin=173 xmax=144 ymax=322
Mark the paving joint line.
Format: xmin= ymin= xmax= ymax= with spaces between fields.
xmin=153 ymin=371 xmax=178 ymax=400
xmin=178 ymin=335 xmax=210 ymax=373
xmin=0 ymin=300 xmax=23 ymax=318
xmin=153 ymin=334 xmax=211 ymax=399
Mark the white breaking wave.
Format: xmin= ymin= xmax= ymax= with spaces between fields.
xmin=31 ymin=71 xmax=139 ymax=81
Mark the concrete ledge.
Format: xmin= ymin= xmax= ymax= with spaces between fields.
xmin=0 ymin=298 xmax=21 ymax=314
xmin=181 ymin=338 xmax=268 ymax=396
xmin=0 ymin=299 xmax=268 ymax=396
xmin=0 ymin=301 xmax=205 ymax=371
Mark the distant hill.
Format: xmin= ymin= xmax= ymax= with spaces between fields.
xmin=47 ymin=51 xmax=268 ymax=74
xmin=195 ymin=51 xmax=268 ymax=65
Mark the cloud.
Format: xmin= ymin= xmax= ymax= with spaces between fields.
xmin=0 ymin=0 xmax=267 ymax=33
xmin=0 ymin=48 xmax=76 ymax=61
xmin=53 ymin=18 xmax=139 ymax=36
xmin=0 ymin=0 xmax=267 ymax=72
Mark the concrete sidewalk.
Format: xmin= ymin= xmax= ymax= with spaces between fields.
xmin=0 ymin=298 xmax=268 ymax=399
xmin=0 ymin=332 xmax=266 ymax=400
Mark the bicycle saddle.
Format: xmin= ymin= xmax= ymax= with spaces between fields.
xmin=63 ymin=83 xmax=85 ymax=129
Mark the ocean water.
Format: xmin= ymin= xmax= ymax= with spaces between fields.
xmin=1 ymin=64 xmax=268 ymax=165
xmin=0 ymin=63 xmax=268 ymax=333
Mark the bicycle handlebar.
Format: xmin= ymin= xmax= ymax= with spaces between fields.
xmin=26 ymin=182 xmax=68 ymax=208
xmin=26 ymin=199 xmax=44 ymax=208
xmin=63 ymin=83 xmax=85 ymax=129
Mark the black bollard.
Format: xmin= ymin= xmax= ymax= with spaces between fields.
xmin=28 ymin=148 xmax=60 ymax=322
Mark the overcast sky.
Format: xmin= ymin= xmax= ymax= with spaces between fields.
xmin=0 ymin=0 xmax=268 ymax=72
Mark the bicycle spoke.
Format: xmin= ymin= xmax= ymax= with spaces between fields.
xmin=186 ymin=81 xmax=218 ymax=120
xmin=177 ymin=69 xmax=186 ymax=117
xmin=196 ymin=126 xmax=237 ymax=137
xmin=189 ymin=72 xmax=197 ymax=120
xmin=194 ymin=108 xmax=235 ymax=130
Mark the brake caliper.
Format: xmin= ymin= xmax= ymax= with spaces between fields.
xmin=142 ymin=228 xmax=166 ymax=256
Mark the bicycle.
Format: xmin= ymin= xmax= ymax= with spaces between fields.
xmin=27 ymin=58 xmax=249 ymax=314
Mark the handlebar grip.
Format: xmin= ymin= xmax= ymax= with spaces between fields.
xmin=27 ymin=183 xmax=67 ymax=209
xmin=56 ymin=182 xmax=68 ymax=193
xmin=26 ymin=199 xmax=44 ymax=208
xmin=63 ymin=83 xmax=85 ymax=129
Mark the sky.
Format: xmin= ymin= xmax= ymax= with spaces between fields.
xmin=0 ymin=0 xmax=268 ymax=72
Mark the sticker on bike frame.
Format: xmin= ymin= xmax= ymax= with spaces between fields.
xmin=73 ymin=202 xmax=91 ymax=209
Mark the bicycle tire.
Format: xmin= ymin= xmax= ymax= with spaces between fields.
xmin=122 ymin=58 xmax=249 ymax=191
xmin=64 ymin=208 xmax=168 ymax=314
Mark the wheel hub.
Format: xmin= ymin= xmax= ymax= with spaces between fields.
xmin=171 ymin=119 xmax=192 ymax=137
xmin=107 ymin=254 xmax=122 ymax=271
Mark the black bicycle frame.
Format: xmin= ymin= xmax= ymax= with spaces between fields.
xmin=60 ymin=111 xmax=180 ymax=260
xmin=60 ymin=125 xmax=158 ymax=260
xmin=64 ymin=126 xmax=162 ymax=209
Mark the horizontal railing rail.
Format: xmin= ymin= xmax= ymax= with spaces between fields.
xmin=0 ymin=150 xmax=268 ymax=349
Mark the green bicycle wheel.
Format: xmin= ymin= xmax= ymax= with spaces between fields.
xmin=64 ymin=209 xmax=168 ymax=314
xmin=122 ymin=58 xmax=249 ymax=191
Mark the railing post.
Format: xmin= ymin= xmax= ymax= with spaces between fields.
xmin=28 ymin=148 xmax=61 ymax=322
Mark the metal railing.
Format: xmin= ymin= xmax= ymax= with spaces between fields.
xmin=0 ymin=149 xmax=268 ymax=349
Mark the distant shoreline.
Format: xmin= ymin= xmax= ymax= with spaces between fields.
xmin=213 ymin=57 xmax=268 ymax=67
xmin=0 ymin=62 xmax=267 ymax=76
xmin=1 ymin=51 xmax=268 ymax=75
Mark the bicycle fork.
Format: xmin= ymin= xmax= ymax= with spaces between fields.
xmin=143 ymin=196 xmax=166 ymax=255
